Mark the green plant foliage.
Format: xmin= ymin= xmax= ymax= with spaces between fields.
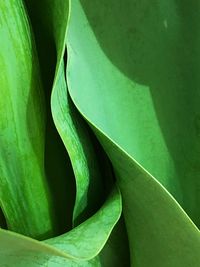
xmin=52 ymin=59 xmax=104 ymax=225
xmin=0 ymin=0 xmax=125 ymax=266
xmin=66 ymin=0 xmax=200 ymax=266
xmin=0 ymin=0 xmax=200 ymax=266
xmin=0 ymin=186 xmax=121 ymax=266
xmin=0 ymin=0 xmax=55 ymax=239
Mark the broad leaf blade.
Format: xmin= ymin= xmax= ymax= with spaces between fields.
xmin=66 ymin=0 xmax=200 ymax=266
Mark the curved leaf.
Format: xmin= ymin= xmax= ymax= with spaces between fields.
xmin=0 ymin=185 xmax=121 ymax=266
xmin=0 ymin=0 xmax=55 ymax=239
xmin=44 ymin=186 xmax=121 ymax=260
xmin=51 ymin=46 xmax=104 ymax=225
xmin=66 ymin=0 xmax=200 ymax=266
xmin=47 ymin=1 xmax=128 ymax=264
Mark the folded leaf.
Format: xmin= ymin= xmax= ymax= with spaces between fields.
xmin=0 ymin=1 xmax=126 ymax=266
xmin=0 ymin=185 xmax=121 ymax=266
xmin=66 ymin=0 xmax=200 ymax=266
xmin=47 ymin=0 xmax=129 ymax=263
xmin=52 ymin=58 xmax=106 ymax=224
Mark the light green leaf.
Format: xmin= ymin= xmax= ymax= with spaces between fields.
xmin=0 ymin=185 xmax=121 ymax=266
xmin=26 ymin=0 xmax=105 ymax=227
xmin=51 ymin=59 xmax=105 ymax=224
xmin=47 ymin=0 xmax=105 ymax=224
xmin=47 ymin=0 xmax=128 ymax=264
xmin=44 ymin=186 xmax=121 ymax=260
xmin=25 ymin=0 xmax=76 ymax=232
xmin=0 ymin=0 xmax=55 ymax=239
xmin=51 ymin=55 xmax=128 ymax=265
xmin=66 ymin=0 xmax=200 ymax=266
xmin=0 ymin=1 xmax=124 ymax=265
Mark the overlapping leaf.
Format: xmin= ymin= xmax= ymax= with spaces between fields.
xmin=66 ymin=0 xmax=200 ymax=266
xmin=1 ymin=0 xmax=199 ymax=266
xmin=0 ymin=185 xmax=121 ymax=266
xmin=0 ymin=0 xmax=124 ymax=266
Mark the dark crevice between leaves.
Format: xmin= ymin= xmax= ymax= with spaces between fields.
xmin=24 ymin=1 xmax=76 ymax=236
xmin=100 ymin=215 xmax=130 ymax=267
xmin=0 ymin=207 xmax=7 ymax=230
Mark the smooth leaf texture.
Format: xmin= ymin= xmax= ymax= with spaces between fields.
xmin=66 ymin=0 xmax=200 ymax=266
xmin=47 ymin=0 xmax=129 ymax=263
xmin=51 ymin=57 xmax=129 ymax=266
xmin=44 ymin=186 xmax=121 ymax=260
xmin=49 ymin=2 xmax=104 ymax=224
xmin=1 ymin=0 xmax=199 ymax=266
xmin=47 ymin=0 xmax=129 ymax=264
xmin=25 ymin=0 xmax=76 ymax=233
xmin=0 ymin=0 xmax=55 ymax=239
xmin=0 ymin=1 xmax=124 ymax=266
xmin=0 ymin=185 xmax=121 ymax=266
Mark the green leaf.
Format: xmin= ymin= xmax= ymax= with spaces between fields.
xmin=25 ymin=0 xmax=76 ymax=233
xmin=51 ymin=59 xmax=105 ymax=224
xmin=66 ymin=0 xmax=200 ymax=266
xmin=0 ymin=0 xmax=55 ymax=239
xmin=44 ymin=186 xmax=121 ymax=260
xmin=51 ymin=56 xmax=128 ymax=265
xmin=47 ymin=0 xmax=129 ymax=264
xmin=26 ymin=0 xmax=104 ymax=228
xmin=47 ymin=0 xmax=128 ymax=261
xmin=0 ymin=1 xmax=124 ymax=266
xmin=0 ymin=185 xmax=121 ymax=266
